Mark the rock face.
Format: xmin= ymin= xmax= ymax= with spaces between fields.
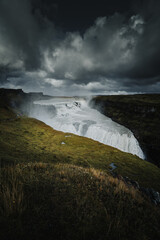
xmin=140 ymin=188 xmax=160 ymax=205
xmin=90 ymin=94 xmax=160 ymax=167
xmin=123 ymin=176 xmax=160 ymax=205
xmin=0 ymin=88 xmax=53 ymax=116
xmin=111 ymin=172 xmax=160 ymax=205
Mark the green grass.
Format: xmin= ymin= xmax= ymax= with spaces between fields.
xmin=0 ymin=115 xmax=160 ymax=191
xmin=1 ymin=92 xmax=160 ymax=240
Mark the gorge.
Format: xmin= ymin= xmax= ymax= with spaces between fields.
xmin=29 ymin=97 xmax=145 ymax=159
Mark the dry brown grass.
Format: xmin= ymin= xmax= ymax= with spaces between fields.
xmin=0 ymin=163 xmax=160 ymax=240
xmin=0 ymin=167 xmax=25 ymax=217
xmin=89 ymin=167 xmax=143 ymax=203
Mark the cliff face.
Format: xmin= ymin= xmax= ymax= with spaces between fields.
xmin=0 ymin=88 xmax=51 ymax=104
xmin=0 ymin=88 xmax=53 ymax=115
xmin=90 ymin=94 xmax=160 ymax=167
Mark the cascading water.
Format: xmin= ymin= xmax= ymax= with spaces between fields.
xmin=30 ymin=97 xmax=145 ymax=159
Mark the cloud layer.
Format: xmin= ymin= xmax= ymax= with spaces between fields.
xmin=0 ymin=0 xmax=160 ymax=95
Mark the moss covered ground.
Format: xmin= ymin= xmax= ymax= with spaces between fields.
xmin=1 ymin=114 xmax=160 ymax=191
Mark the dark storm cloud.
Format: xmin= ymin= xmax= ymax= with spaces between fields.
xmin=43 ymin=14 xmax=144 ymax=81
xmin=0 ymin=0 xmax=38 ymax=70
xmin=0 ymin=0 xmax=160 ymax=94
xmin=127 ymin=0 xmax=160 ymax=80
xmin=0 ymin=0 xmax=57 ymax=73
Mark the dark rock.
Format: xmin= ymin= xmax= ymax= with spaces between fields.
xmin=74 ymin=102 xmax=81 ymax=107
xmin=130 ymin=180 xmax=140 ymax=189
xmin=90 ymin=95 xmax=160 ymax=167
xmin=111 ymin=172 xmax=160 ymax=205
xmin=140 ymin=187 xmax=160 ymax=205
xmin=149 ymin=189 xmax=160 ymax=204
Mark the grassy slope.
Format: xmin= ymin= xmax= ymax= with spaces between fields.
xmin=1 ymin=92 xmax=160 ymax=239
xmin=1 ymin=113 xmax=160 ymax=191
xmin=90 ymin=94 xmax=160 ymax=166
xmin=1 ymin=163 xmax=160 ymax=240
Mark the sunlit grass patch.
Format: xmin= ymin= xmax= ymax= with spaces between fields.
xmin=0 ymin=113 xmax=160 ymax=192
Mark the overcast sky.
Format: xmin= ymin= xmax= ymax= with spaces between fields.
xmin=0 ymin=0 xmax=160 ymax=95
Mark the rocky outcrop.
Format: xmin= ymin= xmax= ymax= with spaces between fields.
xmin=111 ymin=172 xmax=160 ymax=205
xmin=90 ymin=95 xmax=160 ymax=167
xmin=140 ymin=188 xmax=160 ymax=205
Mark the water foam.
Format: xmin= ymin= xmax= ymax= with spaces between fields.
xmin=30 ymin=97 xmax=144 ymax=159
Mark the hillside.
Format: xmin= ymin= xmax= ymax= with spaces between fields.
xmin=90 ymin=94 xmax=160 ymax=167
xmin=0 ymin=89 xmax=160 ymax=240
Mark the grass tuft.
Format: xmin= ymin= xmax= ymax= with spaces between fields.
xmin=0 ymin=163 xmax=160 ymax=240
xmin=0 ymin=167 xmax=25 ymax=217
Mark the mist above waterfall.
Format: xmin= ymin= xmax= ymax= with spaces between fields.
xmin=28 ymin=97 xmax=144 ymax=159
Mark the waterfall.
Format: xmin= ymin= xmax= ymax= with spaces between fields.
xmin=30 ymin=97 xmax=145 ymax=159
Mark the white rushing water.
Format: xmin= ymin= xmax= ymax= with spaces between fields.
xmin=29 ymin=97 xmax=144 ymax=159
